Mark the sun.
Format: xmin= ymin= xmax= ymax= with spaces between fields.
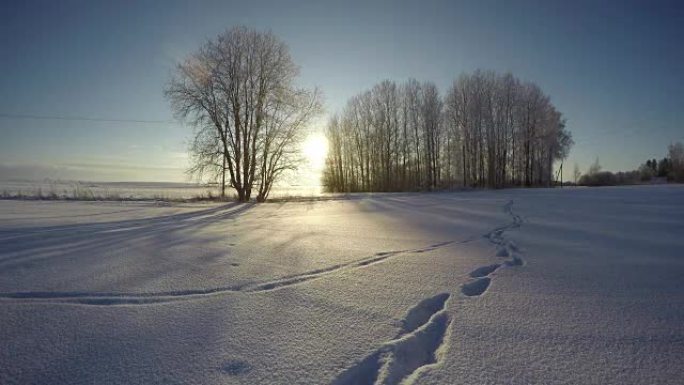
xmin=301 ymin=132 xmax=328 ymax=169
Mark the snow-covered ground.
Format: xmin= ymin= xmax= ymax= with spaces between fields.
xmin=1 ymin=185 xmax=683 ymax=384
xmin=0 ymin=180 xmax=324 ymax=200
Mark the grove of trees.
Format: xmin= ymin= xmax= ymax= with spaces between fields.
xmin=579 ymin=142 xmax=684 ymax=186
xmin=166 ymin=27 xmax=321 ymax=201
xmin=323 ymin=70 xmax=573 ymax=192
xmin=639 ymin=143 xmax=684 ymax=182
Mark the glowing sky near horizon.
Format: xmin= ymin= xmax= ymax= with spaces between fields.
xmin=1 ymin=0 xmax=682 ymax=183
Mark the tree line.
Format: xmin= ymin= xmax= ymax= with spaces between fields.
xmin=323 ymin=71 xmax=573 ymax=192
xmin=166 ymin=27 xmax=576 ymax=200
xmin=578 ymin=142 xmax=684 ymax=186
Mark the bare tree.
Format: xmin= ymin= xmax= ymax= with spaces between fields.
xmin=668 ymin=142 xmax=684 ymax=182
xmin=588 ymin=157 xmax=601 ymax=175
xmin=166 ymin=26 xmax=321 ymax=201
xmin=573 ymin=163 xmax=581 ymax=184
xmin=420 ymin=81 xmax=442 ymax=189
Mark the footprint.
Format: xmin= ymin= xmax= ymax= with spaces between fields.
xmin=378 ymin=312 xmax=451 ymax=385
xmin=469 ymin=264 xmax=501 ymax=278
xmin=333 ymin=294 xmax=452 ymax=385
xmin=488 ymin=229 xmax=504 ymax=241
xmin=397 ymin=293 xmax=450 ymax=337
xmin=505 ymin=255 xmax=524 ymax=267
xmin=219 ymin=359 xmax=251 ymax=375
xmin=461 ymin=277 xmax=491 ymax=297
xmin=331 ymin=350 xmax=386 ymax=385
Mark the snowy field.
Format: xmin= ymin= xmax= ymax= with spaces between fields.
xmin=0 ymin=180 xmax=324 ymax=200
xmin=1 ymin=185 xmax=683 ymax=384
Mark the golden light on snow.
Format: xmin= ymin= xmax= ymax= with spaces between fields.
xmin=302 ymin=132 xmax=328 ymax=170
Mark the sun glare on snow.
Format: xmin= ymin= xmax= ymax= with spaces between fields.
xmin=302 ymin=132 xmax=328 ymax=169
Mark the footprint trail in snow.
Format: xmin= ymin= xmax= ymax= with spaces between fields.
xmin=332 ymin=200 xmax=527 ymax=384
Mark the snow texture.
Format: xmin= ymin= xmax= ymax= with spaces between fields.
xmin=1 ymin=185 xmax=683 ymax=384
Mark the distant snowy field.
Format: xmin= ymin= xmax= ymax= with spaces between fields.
xmin=1 ymin=185 xmax=683 ymax=384
xmin=0 ymin=180 xmax=324 ymax=200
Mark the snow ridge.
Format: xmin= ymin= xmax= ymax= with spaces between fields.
xmin=0 ymin=241 xmax=459 ymax=305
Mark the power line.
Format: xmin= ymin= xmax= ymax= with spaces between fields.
xmin=0 ymin=113 xmax=175 ymax=124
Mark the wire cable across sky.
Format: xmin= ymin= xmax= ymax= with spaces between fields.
xmin=0 ymin=113 xmax=175 ymax=125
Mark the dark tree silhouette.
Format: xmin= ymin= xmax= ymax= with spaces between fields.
xmin=166 ymin=27 xmax=321 ymax=201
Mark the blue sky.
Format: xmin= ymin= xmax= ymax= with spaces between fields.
xmin=1 ymin=0 xmax=682 ymax=182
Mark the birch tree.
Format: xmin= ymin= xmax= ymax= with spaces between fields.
xmin=324 ymin=70 xmax=572 ymax=192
